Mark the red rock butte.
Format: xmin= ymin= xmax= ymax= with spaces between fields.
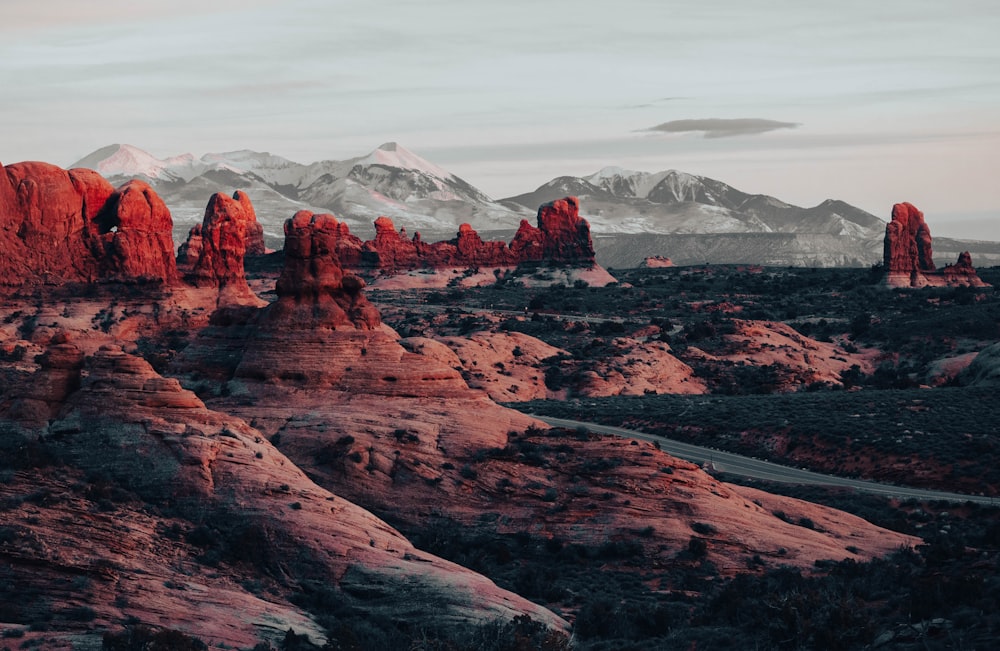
xmin=0 ymin=161 xmax=178 ymax=286
xmin=884 ymin=202 xmax=988 ymax=288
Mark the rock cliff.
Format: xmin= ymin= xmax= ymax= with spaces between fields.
xmin=884 ymin=202 xmax=988 ymax=287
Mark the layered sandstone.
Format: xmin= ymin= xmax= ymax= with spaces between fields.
xmin=170 ymin=213 xmax=916 ymax=576
xmin=0 ymin=162 xmax=178 ymax=286
xmin=884 ymin=202 xmax=988 ymax=287
xmin=510 ymin=196 xmax=595 ymax=262
xmin=0 ymin=344 xmax=566 ymax=648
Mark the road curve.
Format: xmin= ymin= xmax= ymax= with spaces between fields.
xmin=533 ymin=415 xmax=998 ymax=506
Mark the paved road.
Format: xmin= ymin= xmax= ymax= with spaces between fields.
xmin=534 ymin=415 xmax=999 ymax=506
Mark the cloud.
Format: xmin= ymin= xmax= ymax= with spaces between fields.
xmin=643 ymin=118 xmax=800 ymax=138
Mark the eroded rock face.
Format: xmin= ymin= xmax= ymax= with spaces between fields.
xmin=3 ymin=332 xmax=84 ymax=425
xmin=182 ymin=191 xmax=262 ymax=304
xmin=0 ymin=162 xmax=178 ymax=286
xmin=267 ymin=211 xmax=381 ymax=330
xmin=353 ymin=196 xmax=602 ymax=277
xmin=1 ymin=345 xmax=565 ymax=647
xmin=511 ymin=196 xmax=595 ymax=263
xmin=96 ymin=180 xmax=180 ymax=283
xmin=884 ymin=202 xmax=988 ymax=287
xmin=884 ymin=202 xmax=934 ymax=277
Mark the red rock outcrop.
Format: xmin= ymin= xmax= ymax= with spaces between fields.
xmin=884 ymin=202 xmax=934 ymax=276
xmin=641 ymin=255 xmax=675 ymax=268
xmin=266 ymin=211 xmax=380 ymax=330
xmin=0 ymin=161 xmax=178 ymax=286
xmin=354 ymin=197 xmax=602 ymax=277
xmin=510 ymin=196 xmax=595 ymax=263
xmin=181 ymin=191 xmax=262 ymax=304
xmin=96 ymin=180 xmax=179 ymax=283
xmin=178 ymin=190 xmax=265 ymax=273
xmin=938 ymin=250 xmax=989 ymax=287
xmin=884 ymin=202 xmax=988 ymax=287
xmin=0 ymin=344 xmax=565 ymax=647
xmin=3 ymin=331 xmax=84 ymax=425
xmin=167 ymin=212 xmax=915 ymax=578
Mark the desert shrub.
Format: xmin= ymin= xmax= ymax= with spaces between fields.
xmin=687 ymin=537 xmax=708 ymax=558
xmin=102 ymin=625 xmax=208 ymax=651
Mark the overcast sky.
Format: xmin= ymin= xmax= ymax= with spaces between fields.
xmin=2 ymin=0 xmax=998 ymax=238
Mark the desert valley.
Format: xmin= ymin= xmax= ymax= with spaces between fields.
xmin=1 ymin=147 xmax=999 ymax=651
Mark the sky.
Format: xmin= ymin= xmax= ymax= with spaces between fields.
xmin=2 ymin=0 xmax=999 ymax=239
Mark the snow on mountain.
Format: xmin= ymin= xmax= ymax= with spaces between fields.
xmin=351 ymin=142 xmax=456 ymax=181
xmin=71 ymin=143 xmax=532 ymax=244
xmin=506 ymin=167 xmax=886 ymax=240
xmin=70 ymin=144 xmax=197 ymax=183
xmin=71 ymin=142 xmax=899 ymax=267
xmin=584 ymin=167 xmax=671 ymax=199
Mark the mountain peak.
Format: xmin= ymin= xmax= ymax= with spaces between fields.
xmin=70 ymin=144 xmax=192 ymax=181
xmin=358 ymin=142 xmax=454 ymax=180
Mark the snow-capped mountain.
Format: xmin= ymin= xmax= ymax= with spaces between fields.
xmin=503 ymin=167 xmax=886 ymax=239
xmin=71 ymin=143 xmax=530 ymax=245
xmin=70 ymin=144 xmax=199 ymax=183
xmin=71 ymin=143 xmax=899 ymax=266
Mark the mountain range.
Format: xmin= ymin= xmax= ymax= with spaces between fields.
xmin=71 ymin=143 xmax=527 ymax=244
xmin=70 ymin=143 xmax=1000 ymax=268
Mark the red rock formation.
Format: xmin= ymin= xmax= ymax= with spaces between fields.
xmin=0 ymin=161 xmax=178 ymax=286
xmin=884 ymin=202 xmax=934 ymax=282
xmin=267 ymin=211 xmax=380 ymax=330
xmin=95 ymin=180 xmax=179 ymax=283
xmin=234 ymin=190 xmax=266 ymax=256
xmin=884 ymin=202 xmax=988 ymax=287
xmin=453 ymin=222 xmax=513 ymax=266
xmin=939 ymin=250 xmax=988 ymax=287
xmin=3 ymin=332 xmax=84 ymax=425
xmin=641 ymin=255 xmax=675 ymax=268
xmin=355 ymin=197 xmax=600 ymax=275
xmin=175 ymin=223 xmax=204 ymax=268
xmin=182 ymin=191 xmax=260 ymax=303
xmin=0 ymin=344 xmax=565 ymax=646
xmin=364 ymin=215 xmax=421 ymax=271
xmin=510 ymin=196 xmax=595 ymax=263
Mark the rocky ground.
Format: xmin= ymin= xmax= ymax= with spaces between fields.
xmin=2 ymin=163 xmax=998 ymax=649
